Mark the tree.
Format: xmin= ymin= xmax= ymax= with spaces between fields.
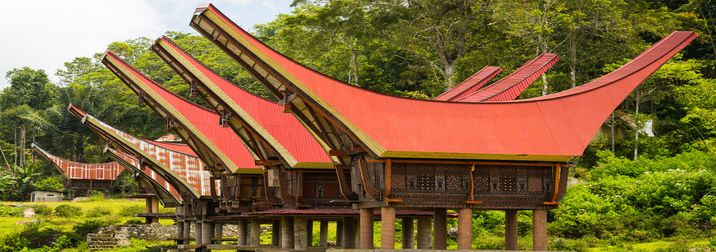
xmin=2 ymin=67 xmax=56 ymax=110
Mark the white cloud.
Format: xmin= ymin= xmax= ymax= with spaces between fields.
xmin=0 ymin=0 xmax=293 ymax=89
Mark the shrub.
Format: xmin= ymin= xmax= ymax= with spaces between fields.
xmin=33 ymin=205 xmax=53 ymax=216
xmin=33 ymin=176 xmax=65 ymax=192
xmin=54 ymin=204 xmax=82 ymax=217
xmin=0 ymin=205 xmax=25 ymax=217
xmin=72 ymin=220 xmax=107 ymax=237
xmin=119 ymin=204 xmax=144 ymax=217
xmin=85 ymin=207 xmax=111 ymax=218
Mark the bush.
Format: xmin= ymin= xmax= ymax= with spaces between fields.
xmin=33 ymin=205 xmax=53 ymax=216
xmin=54 ymin=204 xmax=82 ymax=217
xmin=33 ymin=176 xmax=65 ymax=192
xmin=119 ymin=204 xmax=144 ymax=217
xmin=0 ymin=205 xmax=25 ymax=217
xmin=72 ymin=217 xmax=120 ymax=237
xmin=85 ymin=207 xmax=111 ymax=218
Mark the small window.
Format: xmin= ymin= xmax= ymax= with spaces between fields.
xmin=47 ymin=194 xmax=54 ymax=197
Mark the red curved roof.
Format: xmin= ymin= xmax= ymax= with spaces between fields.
xmin=103 ymin=51 xmax=261 ymax=173
xmin=69 ymin=104 xmax=218 ymax=197
xmin=193 ymin=4 xmax=696 ymax=162
xmin=32 ymin=144 xmax=123 ymax=180
xmin=155 ymin=37 xmax=332 ymax=165
xmin=433 ymin=66 xmax=502 ymax=101
xmin=458 ymin=54 xmax=559 ymax=102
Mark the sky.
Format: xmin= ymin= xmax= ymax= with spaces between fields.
xmin=0 ymin=0 xmax=295 ymax=88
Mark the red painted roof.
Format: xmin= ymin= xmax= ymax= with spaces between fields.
xmin=31 ymin=144 xmax=122 ymax=180
xmin=458 ymin=53 xmax=559 ymax=102
xmin=68 ymin=104 xmax=218 ymax=196
xmin=433 ymin=66 xmax=502 ymax=101
xmin=103 ymin=51 xmax=260 ymax=171
xmin=194 ymin=4 xmax=696 ymax=161
xmin=157 ymin=37 xmax=332 ymax=164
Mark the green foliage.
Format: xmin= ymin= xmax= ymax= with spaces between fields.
xmin=72 ymin=219 xmax=112 ymax=237
xmin=85 ymin=206 xmax=111 ymax=218
xmin=118 ymin=204 xmax=145 ymax=217
xmin=33 ymin=204 xmax=53 ymax=216
xmin=0 ymin=205 xmax=24 ymax=217
xmin=33 ymin=175 xmax=65 ymax=192
xmin=54 ymin=204 xmax=82 ymax=218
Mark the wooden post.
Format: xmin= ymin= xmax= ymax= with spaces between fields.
xmin=433 ymin=209 xmax=447 ymax=250
xmin=342 ymin=217 xmax=355 ymax=249
xmin=319 ymin=220 xmax=328 ymax=247
xmin=214 ymin=223 xmax=223 ymax=245
xmin=506 ymin=210 xmax=519 ymax=250
xmin=402 ymin=217 xmax=414 ymax=249
xmin=250 ymin=219 xmax=261 ymax=246
xmin=237 ymin=219 xmax=247 ymax=246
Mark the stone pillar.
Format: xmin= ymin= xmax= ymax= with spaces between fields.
xmin=176 ymin=207 xmax=185 ymax=245
xmin=294 ymin=216 xmax=308 ymax=250
xmin=237 ymin=219 xmax=248 ymax=246
xmin=336 ymin=220 xmax=343 ymax=246
xmin=246 ymin=220 xmax=252 ymax=245
xmin=194 ymin=221 xmax=202 ymax=245
xmin=533 ymin=209 xmax=547 ymax=251
xmin=506 ymin=210 xmax=519 ymax=250
xmin=251 ymin=219 xmax=261 ymax=246
xmin=458 ymin=208 xmax=473 ymax=250
xmin=202 ymin=221 xmax=214 ymax=246
xmin=359 ymin=208 xmax=374 ymax=249
xmin=214 ymin=223 xmax=224 ymax=245
xmin=272 ymin=219 xmax=281 ymax=246
xmin=281 ymin=216 xmax=294 ymax=249
xmin=381 ymin=207 xmax=396 ymax=249
xmin=433 ymin=209 xmax=447 ymax=250
xmin=306 ymin=220 xmax=313 ymax=247
xmin=402 ymin=217 xmax=414 ymax=249
xmin=319 ymin=220 xmax=329 ymax=247
xmin=417 ymin=217 xmax=432 ymax=249
xmin=342 ymin=217 xmax=355 ymax=249
xmin=354 ymin=219 xmax=360 ymax=247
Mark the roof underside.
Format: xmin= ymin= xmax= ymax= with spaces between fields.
xmin=104 ymin=147 xmax=182 ymax=206
xmin=102 ymin=51 xmax=261 ymax=173
xmin=191 ymin=4 xmax=697 ymax=162
xmin=152 ymin=37 xmax=333 ymax=168
xmin=68 ymin=104 xmax=215 ymax=198
xmin=32 ymin=144 xmax=123 ymax=180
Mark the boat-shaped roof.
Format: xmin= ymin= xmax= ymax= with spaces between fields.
xmin=152 ymin=37 xmax=334 ymax=168
xmin=192 ymin=4 xmax=696 ymax=162
xmin=31 ymin=143 xmax=123 ymax=181
xmin=434 ymin=66 xmax=502 ymax=101
xmin=102 ymin=51 xmax=261 ymax=174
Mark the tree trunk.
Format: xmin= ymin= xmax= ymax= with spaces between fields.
xmin=634 ymin=92 xmax=640 ymax=160
xmin=541 ymin=74 xmax=549 ymax=96
xmin=13 ymin=128 xmax=17 ymax=166
xmin=351 ymin=48 xmax=359 ymax=86
xmin=31 ymin=127 xmax=35 ymax=164
xmin=444 ymin=63 xmax=456 ymax=92
xmin=20 ymin=126 xmax=25 ymax=168
xmin=610 ymin=112 xmax=615 ymax=154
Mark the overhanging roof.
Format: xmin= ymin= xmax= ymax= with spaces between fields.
xmin=102 ymin=51 xmax=261 ymax=174
xmin=434 ymin=66 xmax=502 ymax=101
xmin=31 ymin=143 xmax=122 ymax=181
xmin=69 ymin=104 xmax=215 ymax=199
xmin=103 ymin=146 xmax=182 ymax=206
xmin=191 ymin=4 xmax=696 ymax=162
xmin=152 ymin=37 xmax=334 ymax=169
xmin=458 ymin=53 xmax=559 ymax=102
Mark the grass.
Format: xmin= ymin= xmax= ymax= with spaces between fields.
xmin=0 ymin=197 xmax=176 ymax=251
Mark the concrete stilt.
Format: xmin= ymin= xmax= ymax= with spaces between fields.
xmin=307 ymin=220 xmax=313 ymax=247
xmin=319 ymin=220 xmax=328 ymax=247
xmin=272 ymin=219 xmax=281 ymax=246
xmin=417 ymin=217 xmax=432 ymax=249
xmin=251 ymin=219 xmax=261 ymax=246
xmin=281 ymin=216 xmax=294 ymax=249
xmin=336 ymin=220 xmax=343 ymax=246
xmin=354 ymin=219 xmax=360 ymax=248
xmin=381 ymin=207 xmax=396 ymax=249
xmin=194 ymin=221 xmax=202 ymax=245
xmin=533 ymin=209 xmax=547 ymax=251
xmin=201 ymin=221 xmax=213 ymax=246
xmin=214 ymin=223 xmax=223 ymax=244
xmin=246 ymin=220 xmax=252 ymax=245
xmin=183 ymin=221 xmax=192 ymax=244
xmin=402 ymin=217 xmax=414 ymax=249
xmin=458 ymin=208 xmax=473 ymax=250
xmin=506 ymin=210 xmax=519 ymax=250
xmin=433 ymin=208 xmax=447 ymax=250
xmin=342 ymin=217 xmax=355 ymax=249
xmin=294 ymin=216 xmax=308 ymax=250
xmin=360 ymin=208 xmax=374 ymax=249
xmin=237 ymin=219 xmax=247 ymax=246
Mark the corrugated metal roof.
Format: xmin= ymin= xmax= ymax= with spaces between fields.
xmin=68 ymin=104 xmax=218 ymax=197
xmin=193 ymin=5 xmax=696 ymax=162
xmin=104 ymin=147 xmax=182 ymax=202
xmin=31 ymin=144 xmax=122 ymax=180
xmin=153 ymin=37 xmax=333 ymax=166
xmin=433 ymin=66 xmax=502 ymax=101
xmin=459 ymin=54 xmax=559 ymax=102
xmin=102 ymin=51 xmax=260 ymax=173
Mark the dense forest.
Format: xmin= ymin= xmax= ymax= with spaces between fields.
xmin=0 ymin=0 xmax=715 ymax=250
